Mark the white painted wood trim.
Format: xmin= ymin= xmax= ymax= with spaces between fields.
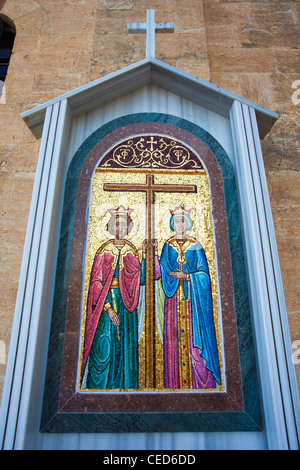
xmin=230 ymin=100 xmax=300 ymax=450
xmin=20 ymin=59 xmax=278 ymax=140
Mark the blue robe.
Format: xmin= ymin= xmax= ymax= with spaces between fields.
xmin=160 ymin=237 xmax=221 ymax=385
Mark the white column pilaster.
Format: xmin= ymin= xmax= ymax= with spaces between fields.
xmin=230 ymin=100 xmax=300 ymax=450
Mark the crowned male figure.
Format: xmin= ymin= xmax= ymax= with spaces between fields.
xmin=81 ymin=206 xmax=144 ymax=390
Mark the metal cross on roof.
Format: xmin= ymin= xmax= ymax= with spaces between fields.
xmin=127 ymin=9 xmax=174 ymax=59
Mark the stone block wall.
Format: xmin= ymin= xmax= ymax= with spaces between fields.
xmin=0 ymin=0 xmax=299 ymax=399
xmin=0 ymin=0 xmax=98 ymax=398
xmin=203 ymin=0 xmax=300 ymax=392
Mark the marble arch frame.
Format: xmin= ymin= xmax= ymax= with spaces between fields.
xmin=40 ymin=114 xmax=261 ymax=433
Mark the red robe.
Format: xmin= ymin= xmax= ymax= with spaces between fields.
xmin=81 ymin=240 xmax=141 ymax=382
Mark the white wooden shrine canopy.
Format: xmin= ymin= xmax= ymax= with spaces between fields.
xmin=1 ymin=20 xmax=299 ymax=449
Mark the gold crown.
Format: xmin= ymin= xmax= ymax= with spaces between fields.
xmin=108 ymin=205 xmax=134 ymax=217
xmin=169 ymin=204 xmax=192 ymax=216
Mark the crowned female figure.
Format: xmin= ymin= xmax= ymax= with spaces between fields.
xmin=81 ymin=206 xmax=144 ymax=390
xmin=159 ymin=205 xmax=221 ymax=390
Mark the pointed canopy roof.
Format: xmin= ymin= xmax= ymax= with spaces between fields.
xmin=21 ymin=57 xmax=278 ymax=140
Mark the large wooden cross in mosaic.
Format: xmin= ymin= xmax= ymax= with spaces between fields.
xmin=104 ymin=173 xmax=197 ymax=388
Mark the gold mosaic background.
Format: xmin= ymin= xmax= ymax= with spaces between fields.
xmin=79 ymin=170 xmax=224 ymax=392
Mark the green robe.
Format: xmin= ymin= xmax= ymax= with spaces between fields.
xmin=86 ymin=254 xmax=145 ymax=390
